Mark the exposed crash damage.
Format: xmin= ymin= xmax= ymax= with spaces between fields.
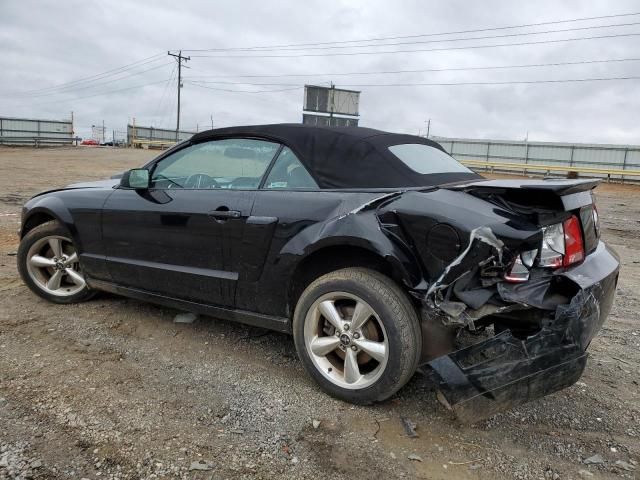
xmin=424 ymin=225 xmax=506 ymax=322
xmin=423 ymin=243 xmax=617 ymax=422
xmin=376 ymin=180 xmax=621 ymax=423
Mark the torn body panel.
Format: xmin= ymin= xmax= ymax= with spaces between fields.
xmin=404 ymin=194 xmax=619 ymax=422
xmin=423 ymin=245 xmax=617 ymax=423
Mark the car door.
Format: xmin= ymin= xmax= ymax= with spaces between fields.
xmin=101 ymin=137 xmax=282 ymax=307
xmin=235 ymin=146 xmax=373 ymax=315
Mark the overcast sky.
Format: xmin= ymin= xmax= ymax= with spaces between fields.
xmin=1 ymin=0 xmax=639 ymax=143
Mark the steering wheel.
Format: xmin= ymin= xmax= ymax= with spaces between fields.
xmin=183 ymin=173 xmax=219 ymax=189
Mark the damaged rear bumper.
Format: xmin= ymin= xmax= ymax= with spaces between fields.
xmin=420 ymin=242 xmax=619 ymax=423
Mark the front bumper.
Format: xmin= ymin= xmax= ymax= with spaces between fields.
xmin=421 ymin=241 xmax=619 ymax=423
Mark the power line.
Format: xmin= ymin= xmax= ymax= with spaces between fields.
xmin=187 ymin=76 xmax=640 ymax=91
xmin=190 ymin=32 xmax=640 ymax=58
xmin=185 ymin=21 xmax=640 ymax=54
xmin=10 ymin=62 xmax=174 ymax=99
xmin=159 ymin=82 xmax=179 ymax=129
xmin=15 ymin=78 xmax=173 ymax=107
xmin=320 ymin=76 xmax=640 ymax=87
xmin=183 ymin=11 xmax=640 ymax=52
xmin=9 ymin=53 xmax=166 ymax=96
xmin=186 ymin=57 xmax=640 ymax=80
xmin=155 ymin=64 xmax=178 ymax=123
xmin=188 ymin=82 xmax=304 ymax=94
xmin=152 ymin=63 xmax=178 ymax=127
xmin=185 ymin=83 xmax=304 ymax=113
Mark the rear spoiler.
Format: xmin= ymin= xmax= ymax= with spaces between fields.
xmin=445 ymin=178 xmax=600 ymax=196
xmin=444 ymin=178 xmax=600 ymax=220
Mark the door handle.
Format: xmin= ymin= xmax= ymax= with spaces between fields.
xmin=209 ymin=209 xmax=242 ymax=220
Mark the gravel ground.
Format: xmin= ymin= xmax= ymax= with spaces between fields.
xmin=0 ymin=146 xmax=638 ymax=480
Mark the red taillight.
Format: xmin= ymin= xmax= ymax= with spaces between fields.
xmin=562 ymin=215 xmax=585 ymax=267
xmin=505 ymin=214 xmax=585 ymax=283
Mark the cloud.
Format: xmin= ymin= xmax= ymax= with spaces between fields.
xmin=0 ymin=0 xmax=638 ymax=143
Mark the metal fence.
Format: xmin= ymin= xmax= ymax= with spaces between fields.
xmin=127 ymin=124 xmax=195 ymax=146
xmin=113 ymin=130 xmax=127 ymax=145
xmin=433 ymin=136 xmax=640 ymax=180
xmin=0 ymin=116 xmax=73 ymax=146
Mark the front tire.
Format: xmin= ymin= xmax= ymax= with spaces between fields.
xmin=293 ymin=268 xmax=422 ymax=404
xmin=17 ymin=220 xmax=93 ymax=304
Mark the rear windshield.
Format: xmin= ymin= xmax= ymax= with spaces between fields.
xmin=388 ymin=143 xmax=472 ymax=175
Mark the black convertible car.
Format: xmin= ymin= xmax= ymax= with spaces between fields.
xmin=18 ymin=124 xmax=618 ymax=421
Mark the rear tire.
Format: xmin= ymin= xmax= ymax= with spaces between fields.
xmin=18 ymin=220 xmax=94 ymax=304
xmin=293 ymin=267 xmax=421 ymax=404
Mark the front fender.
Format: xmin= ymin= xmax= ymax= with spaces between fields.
xmin=21 ymin=196 xmax=77 ymax=241
xmin=21 ymin=188 xmax=114 ymax=282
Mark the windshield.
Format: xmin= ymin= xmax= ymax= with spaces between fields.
xmin=388 ymin=143 xmax=472 ymax=175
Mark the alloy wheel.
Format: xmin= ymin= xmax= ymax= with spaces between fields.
xmin=25 ymin=235 xmax=86 ymax=297
xmin=304 ymin=292 xmax=389 ymax=390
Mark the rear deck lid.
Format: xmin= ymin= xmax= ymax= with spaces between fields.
xmin=445 ymin=178 xmax=600 ymax=253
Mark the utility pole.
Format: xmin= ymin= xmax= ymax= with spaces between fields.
xmin=426 ymin=119 xmax=431 ymax=138
xmin=329 ymin=82 xmax=335 ymax=126
xmin=168 ymin=50 xmax=190 ymax=140
xmin=210 ymin=115 xmax=214 ymax=129
xmin=71 ymin=111 xmax=77 ymax=146
xmin=102 ymin=119 xmax=105 ymax=144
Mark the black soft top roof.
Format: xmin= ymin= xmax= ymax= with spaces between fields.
xmin=190 ymin=123 xmax=480 ymax=189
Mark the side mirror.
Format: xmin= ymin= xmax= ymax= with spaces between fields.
xmin=120 ymin=168 xmax=150 ymax=189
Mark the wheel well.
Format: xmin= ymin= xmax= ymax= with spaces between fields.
xmin=21 ymin=212 xmax=56 ymax=237
xmin=288 ymin=245 xmax=405 ymax=315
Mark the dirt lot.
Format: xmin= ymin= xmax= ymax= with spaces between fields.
xmin=0 ymin=146 xmax=638 ymax=480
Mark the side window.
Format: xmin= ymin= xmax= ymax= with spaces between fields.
xmin=150 ymin=138 xmax=280 ymax=189
xmin=263 ymin=147 xmax=318 ymax=190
